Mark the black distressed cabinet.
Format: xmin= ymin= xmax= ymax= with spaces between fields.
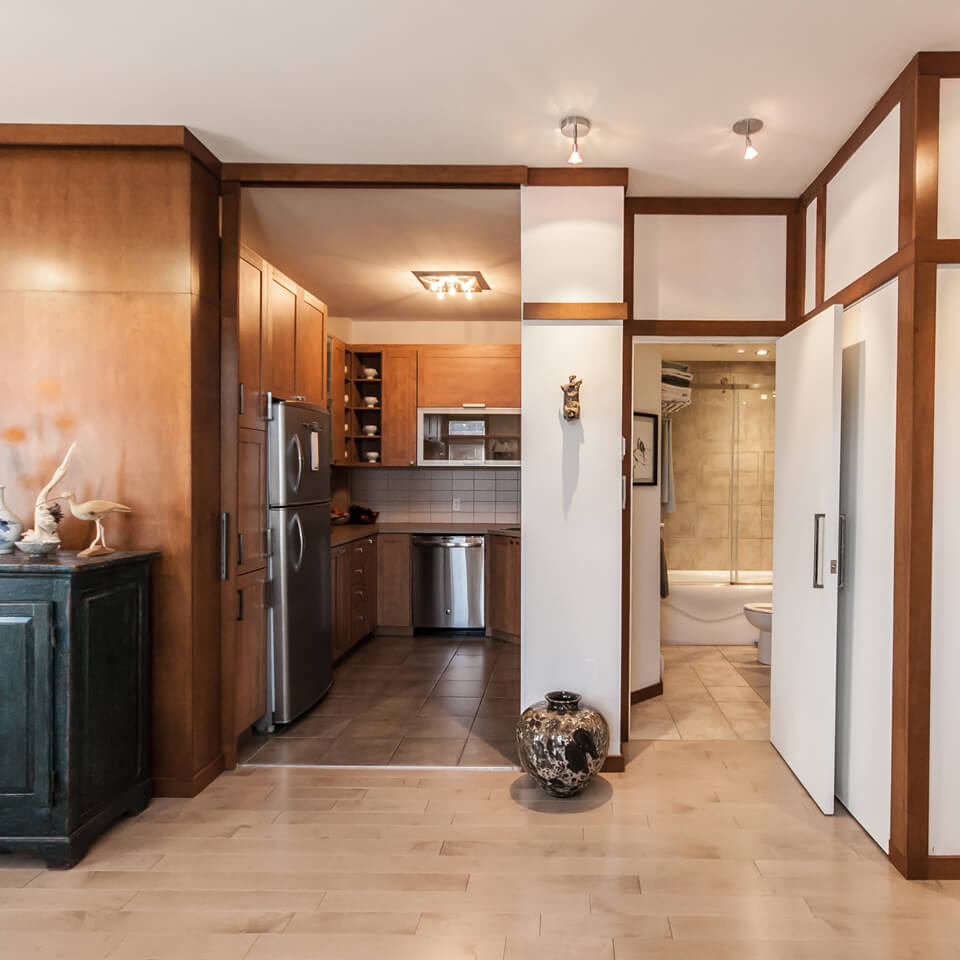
xmin=0 ymin=550 xmax=156 ymax=867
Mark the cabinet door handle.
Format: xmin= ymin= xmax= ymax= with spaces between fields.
xmin=219 ymin=513 xmax=229 ymax=581
xmin=239 ymin=381 xmax=245 ymax=416
xmin=812 ymin=513 xmax=826 ymax=589
xmin=237 ymin=532 xmax=245 ymax=566
xmin=237 ymin=588 xmax=244 ymax=622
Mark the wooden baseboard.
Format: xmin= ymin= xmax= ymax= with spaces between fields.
xmin=631 ymin=681 xmax=663 ymax=705
xmin=489 ymin=628 xmax=520 ymax=645
xmin=152 ymin=753 xmax=224 ymax=798
xmin=601 ymin=755 xmax=625 ymax=773
xmin=928 ymin=856 xmax=960 ymax=879
xmin=373 ymin=625 xmax=414 ymax=637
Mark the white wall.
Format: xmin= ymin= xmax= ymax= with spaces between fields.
xmin=930 ymin=264 xmax=960 ymax=855
xmin=630 ymin=344 xmax=663 ymax=698
xmin=521 ymin=185 xmax=624 ymax=749
xmin=939 ymin=79 xmax=960 ymax=239
xmin=824 ymin=106 xmax=900 ymax=299
xmin=633 ymin=215 xmax=786 ymax=321
xmin=350 ymin=320 xmax=521 ymax=344
xmin=804 ymin=198 xmax=818 ymax=315
xmin=327 ymin=315 xmax=353 ymax=341
xmin=836 ymin=280 xmax=897 ymax=852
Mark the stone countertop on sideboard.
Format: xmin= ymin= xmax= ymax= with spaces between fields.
xmin=330 ymin=523 xmax=520 ymax=547
xmin=0 ymin=549 xmax=160 ymax=574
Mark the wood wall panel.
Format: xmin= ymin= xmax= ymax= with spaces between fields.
xmin=0 ymin=146 xmax=222 ymax=798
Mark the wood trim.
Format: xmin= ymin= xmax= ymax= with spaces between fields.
xmin=890 ymin=260 xmax=938 ymax=879
xmin=219 ymin=182 xmax=241 ymax=771
xmin=628 ymin=319 xmax=788 ymax=337
xmin=523 ymin=302 xmax=628 ymax=321
xmin=621 ymin=206 xmax=636 ymax=744
xmin=794 ymin=244 xmax=913 ymax=329
xmin=927 ymin=857 xmax=960 ymax=880
xmin=631 ymin=681 xmax=663 ymax=705
xmin=815 ymin=185 xmax=827 ymax=308
xmin=915 ymin=75 xmax=941 ymax=243
xmin=0 ymin=123 xmax=222 ymax=176
xmin=918 ymin=52 xmax=960 ymax=77
xmin=917 ymin=239 xmax=960 ymax=263
xmin=601 ymin=755 xmax=626 ymax=773
xmin=800 ymin=56 xmax=917 ymax=205
xmin=153 ymin=753 xmax=225 ymax=799
xmin=625 ymin=197 xmax=797 ymax=216
xmin=221 ymin=163 xmax=527 ymax=186
xmin=785 ymin=208 xmax=804 ymax=326
xmin=527 ymin=167 xmax=629 ymax=187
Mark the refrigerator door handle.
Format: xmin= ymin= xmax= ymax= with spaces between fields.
xmin=291 ymin=513 xmax=305 ymax=572
xmin=291 ymin=434 xmax=304 ymax=493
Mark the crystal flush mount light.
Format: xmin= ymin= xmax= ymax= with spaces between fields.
xmin=733 ymin=117 xmax=763 ymax=160
xmin=412 ymin=270 xmax=491 ymax=301
xmin=560 ymin=115 xmax=591 ymax=164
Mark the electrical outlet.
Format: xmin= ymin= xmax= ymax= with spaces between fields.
xmin=452 ymin=497 xmax=461 ymax=512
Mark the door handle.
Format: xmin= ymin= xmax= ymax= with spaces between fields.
xmin=237 ymin=531 xmax=245 ymax=566
xmin=812 ymin=513 xmax=826 ymax=589
xmin=838 ymin=514 xmax=847 ymax=589
xmin=292 ymin=434 xmax=304 ymax=492
xmin=219 ymin=512 xmax=229 ymax=581
xmin=291 ymin=514 xmax=305 ymax=572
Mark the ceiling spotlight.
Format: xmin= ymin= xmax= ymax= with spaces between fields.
xmin=736 ymin=348 xmax=746 ymax=354
xmin=733 ymin=118 xmax=763 ymax=160
xmin=755 ymin=348 xmax=769 ymax=356
xmin=560 ymin=115 xmax=591 ymax=165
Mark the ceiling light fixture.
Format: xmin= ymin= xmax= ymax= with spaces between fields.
xmin=755 ymin=348 xmax=769 ymax=356
xmin=736 ymin=348 xmax=746 ymax=354
xmin=560 ymin=115 xmax=591 ymax=165
xmin=412 ymin=270 xmax=490 ymax=301
xmin=732 ymin=118 xmax=763 ymax=160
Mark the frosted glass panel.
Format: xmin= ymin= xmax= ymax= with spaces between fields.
xmin=940 ymin=79 xmax=960 ymax=239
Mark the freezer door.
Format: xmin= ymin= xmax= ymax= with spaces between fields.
xmin=270 ymin=505 xmax=333 ymax=723
xmin=268 ymin=402 xmax=331 ymax=507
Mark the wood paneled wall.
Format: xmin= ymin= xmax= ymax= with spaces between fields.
xmin=0 ymin=146 xmax=223 ymax=797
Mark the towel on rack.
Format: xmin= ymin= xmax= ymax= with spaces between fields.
xmin=660 ymin=536 xmax=670 ymax=598
xmin=661 ymin=383 xmax=692 ymax=403
xmin=662 ymin=373 xmax=693 ymax=388
xmin=662 ymin=360 xmax=690 ymax=373
xmin=661 ymin=417 xmax=676 ymax=513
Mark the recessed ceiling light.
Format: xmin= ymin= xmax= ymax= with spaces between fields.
xmin=560 ymin=115 xmax=590 ymax=165
xmin=412 ymin=270 xmax=490 ymax=301
xmin=761 ymin=394 xmax=769 ymax=400
xmin=755 ymin=348 xmax=769 ymax=356
xmin=736 ymin=348 xmax=746 ymax=354
xmin=733 ymin=118 xmax=763 ymax=160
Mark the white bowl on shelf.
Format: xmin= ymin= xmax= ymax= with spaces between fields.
xmin=362 ymin=367 xmax=379 ymax=379
xmin=364 ymin=451 xmax=380 ymax=463
xmin=362 ymin=396 xmax=378 ymax=408
xmin=362 ymin=425 xmax=378 ymax=436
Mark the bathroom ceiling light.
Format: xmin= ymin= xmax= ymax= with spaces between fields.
xmin=755 ymin=348 xmax=769 ymax=356
xmin=412 ymin=270 xmax=490 ymax=301
xmin=736 ymin=348 xmax=746 ymax=354
xmin=761 ymin=394 xmax=769 ymax=400
xmin=560 ymin=115 xmax=591 ymax=165
xmin=733 ymin=118 xmax=763 ymax=160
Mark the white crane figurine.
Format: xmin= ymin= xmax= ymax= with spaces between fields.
xmin=58 ymin=491 xmax=132 ymax=558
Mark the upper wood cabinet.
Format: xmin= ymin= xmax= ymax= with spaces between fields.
xmin=381 ymin=347 xmax=418 ymax=466
xmin=295 ymin=291 xmax=327 ymax=407
xmin=237 ymin=249 xmax=265 ymax=429
xmin=329 ymin=336 xmax=349 ymax=465
xmin=263 ymin=268 xmax=298 ymax=401
xmin=418 ymin=345 xmax=521 ymax=408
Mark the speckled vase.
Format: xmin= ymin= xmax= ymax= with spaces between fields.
xmin=516 ymin=691 xmax=609 ymax=797
xmin=0 ymin=486 xmax=23 ymax=554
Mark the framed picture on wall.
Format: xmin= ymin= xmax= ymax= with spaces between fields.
xmin=632 ymin=412 xmax=658 ymax=486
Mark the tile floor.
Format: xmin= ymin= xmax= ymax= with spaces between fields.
xmin=631 ymin=644 xmax=770 ymax=741
xmin=242 ymin=634 xmax=521 ymax=767
xmin=6 ymin=739 xmax=960 ymax=959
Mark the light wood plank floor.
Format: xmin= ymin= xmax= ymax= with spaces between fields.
xmin=4 ymin=740 xmax=960 ymax=958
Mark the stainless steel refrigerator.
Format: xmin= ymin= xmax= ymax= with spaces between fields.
xmin=267 ymin=400 xmax=333 ymax=724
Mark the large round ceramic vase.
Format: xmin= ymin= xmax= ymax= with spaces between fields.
xmin=516 ymin=691 xmax=609 ymax=797
xmin=0 ymin=486 xmax=23 ymax=555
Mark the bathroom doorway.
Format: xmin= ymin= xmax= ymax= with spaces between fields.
xmin=629 ymin=338 xmax=777 ymax=742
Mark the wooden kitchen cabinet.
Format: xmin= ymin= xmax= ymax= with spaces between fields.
xmin=377 ymin=533 xmax=412 ymax=633
xmin=330 ymin=544 xmax=352 ymax=662
xmin=418 ymin=345 xmax=521 ymax=408
xmin=487 ymin=534 xmax=521 ymax=642
xmin=381 ymin=347 xmax=418 ymax=466
xmin=234 ymin=571 xmax=268 ymax=735
xmin=263 ymin=268 xmax=298 ymax=401
xmin=329 ymin=336 xmax=349 ymax=466
xmin=237 ymin=248 xmax=265 ymax=429
xmin=350 ymin=537 xmax=377 ymax=646
xmin=236 ymin=428 xmax=266 ymax=577
xmin=295 ymin=290 xmax=327 ymax=407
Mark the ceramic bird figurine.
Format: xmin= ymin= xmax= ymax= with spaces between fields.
xmin=58 ymin=491 xmax=132 ymax=557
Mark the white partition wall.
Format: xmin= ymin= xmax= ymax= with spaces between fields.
xmin=836 ymin=281 xmax=898 ymax=851
xmin=931 ymin=264 xmax=960 ymax=855
xmin=804 ymin=198 xmax=818 ymax=315
xmin=824 ymin=106 xmax=900 ymax=298
xmin=520 ymin=186 xmax=625 ymax=748
xmin=940 ymin=79 xmax=960 ymax=239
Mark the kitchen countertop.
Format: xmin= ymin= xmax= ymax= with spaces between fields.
xmin=330 ymin=522 xmax=520 ymax=547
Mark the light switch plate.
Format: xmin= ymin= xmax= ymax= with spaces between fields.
xmin=452 ymin=497 xmax=461 ymax=512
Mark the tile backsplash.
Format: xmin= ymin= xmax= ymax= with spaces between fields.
xmin=347 ymin=467 xmax=520 ymax=524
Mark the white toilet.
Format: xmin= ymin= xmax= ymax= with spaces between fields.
xmin=743 ymin=602 xmax=772 ymax=665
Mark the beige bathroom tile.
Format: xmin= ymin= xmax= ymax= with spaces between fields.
xmin=698 ymin=471 xmax=733 ymax=505
xmin=696 ymin=504 xmax=730 ymax=540
xmin=673 ymin=470 xmax=697 ymax=504
xmin=717 ymin=701 xmax=770 ymax=740
xmin=738 ymin=539 xmax=769 ymax=571
xmin=736 ymin=472 xmax=761 ymax=504
xmin=695 ymin=538 xmax=730 ymax=570
xmin=662 ymin=501 xmax=696 ymax=538
xmin=761 ymin=504 xmax=775 ymax=538
xmin=630 ymin=699 xmax=680 ymax=740
xmin=664 ymin=539 xmax=697 ymax=569
xmin=737 ymin=505 xmax=762 ymax=539
xmin=666 ymin=700 xmax=738 ymax=740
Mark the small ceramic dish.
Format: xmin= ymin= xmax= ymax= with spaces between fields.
xmin=362 ymin=425 xmax=378 ymax=436
xmin=362 ymin=396 xmax=378 ymax=408
xmin=14 ymin=540 xmax=59 ymax=558
xmin=364 ymin=451 xmax=380 ymax=462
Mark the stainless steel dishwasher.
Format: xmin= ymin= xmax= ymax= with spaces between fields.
xmin=412 ymin=534 xmax=485 ymax=629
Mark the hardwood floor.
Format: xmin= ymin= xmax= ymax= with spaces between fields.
xmin=242 ymin=635 xmax=520 ymax=767
xmin=632 ymin=645 xmax=771 ymax=741
xmin=4 ymin=737 xmax=960 ymax=958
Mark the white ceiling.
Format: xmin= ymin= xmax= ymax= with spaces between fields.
xmin=5 ymin=2 xmax=958 ymax=196
xmin=242 ymin=188 xmax=520 ymax=321
xmin=660 ymin=343 xmax=777 ymax=362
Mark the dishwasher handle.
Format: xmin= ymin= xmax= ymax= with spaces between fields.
xmin=413 ymin=535 xmax=484 ymax=548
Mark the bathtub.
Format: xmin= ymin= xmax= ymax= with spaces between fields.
xmin=660 ymin=570 xmax=773 ymax=646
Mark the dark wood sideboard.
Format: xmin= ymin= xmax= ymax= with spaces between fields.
xmin=0 ymin=550 xmax=157 ymax=867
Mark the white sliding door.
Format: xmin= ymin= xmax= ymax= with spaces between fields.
xmin=771 ymin=305 xmax=843 ymax=815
